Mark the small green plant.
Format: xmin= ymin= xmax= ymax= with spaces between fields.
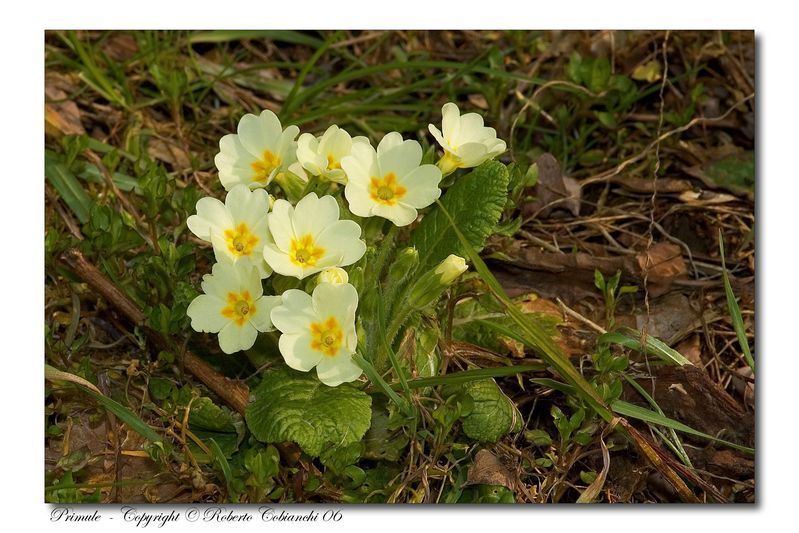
xmin=594 ymin=269 xmax=638 ymax=330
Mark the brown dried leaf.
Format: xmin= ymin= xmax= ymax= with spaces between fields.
xmin=634 ymin=293 xmax=697 ymax=345
xmin=611 ymin=176 xmax=693 ymax=194
xmin=523 ymin=153 xmax=581 ymax=218
xmin=465 ymin=449 xmax=515 ymax=490
xmin=45 ymin=74 xmax=85 ymax=137
xmin=674 ymin=334 xmax=702 ymax=366
xmin=634 ymin=242 xmax=687 ymax=297
xmin=147 ymin=138 xmax=191 ymax=170
xmin=101 ymin=33 xmax=139 ymax=62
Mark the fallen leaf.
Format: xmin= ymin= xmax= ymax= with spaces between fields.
xmin=147 ymin=138 xmax=191 ymax=169
xmin=465 ymin=449 xmax=515 ymax=490
xmin=467 ymin=94 xmax=489 ymax=109
xmin=101 ymin=33 xmax=139 ymax=62
xmin=45 ymin=74 xmax=85 ymax=137
xmin=522 ymin=153 xmax=581 ymax=218
xmin=634 ymin=293 xmax=697 ymax=345
xmin=678 ymin=190 xmax=738 ymax=205
xmin=634 ymin=242 xmax=687 ymax=297
xmin=611 ymin=176 xmax=693 ymax=194
xmin=674 ymin=334 xmax=702 ymax=366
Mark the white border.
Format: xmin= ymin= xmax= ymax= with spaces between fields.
xmin=3 ymin=1 xmax=794 ymax=530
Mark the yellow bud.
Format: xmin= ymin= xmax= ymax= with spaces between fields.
xmin=434 ymin=254 xmax=467 ymax=285
xmin=317 ymin=267 xmax=349 ymax=285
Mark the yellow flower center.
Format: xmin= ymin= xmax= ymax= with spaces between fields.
xmin=326 ymin=154 xmax=341 ymax=170
xmin=369 ymin=172 xmax=407 ymax=206
xmin=221 ymin=290 xmax=257 ymax=327
xmin=224 ymin=223 xmax=259 ymax=257
xmin=309 ymin=316 xmax=344 ymax=357
xmin=251 ymin=149 xmax=281 ymax=183
xmin=289 ymin=234 xmax=325 ymax=267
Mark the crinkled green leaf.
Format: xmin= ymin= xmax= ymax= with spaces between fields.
xmin=362 ymin=407 xmax=409 ymax=461
xmin=410 ymin=160 xmax=509 ymax=271
xmin=188 ymin=397 xmax=246 ymax=458
xmin=320 ymin=442 xmax=364 ymax=473
xmin=245 ymin=366 xmax=372 ymax=457
xmin=459 ymin=379 xmax=521 ymax=443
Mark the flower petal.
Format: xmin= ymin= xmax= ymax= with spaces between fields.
xmin=314 ymin=220 xmax=366 ymax=266
xmin=186 ymin=294 xmax=228 ymax=333
xmin=187 ymin=197 xmax=232 ymax=241
xmin=279 ymin=333 xmax=323 ymax=372
xmin=378 ymin=139 xmax=423 ymax=178
xmin=374 ymin=202 xmax=418 ymax=227
xmin=237 ymin=111 xmax=281 ymax=157
xmin=249 ymin=295 xmax=281 ymax=332
xmin=270 ymin=289 xmax=315 ymax=334
xmin=218 ymin=321 xmax=257 ymax=354
xmin=292 ymin=193 xmax=340 ymax=238
xmin=441 ymin=102 xmax=461 ymax=142
xmin=311 ymin=282 xmax=358 ymax=325
xmin=397 ymin=164 xmax=442 ymax=209
xmin=315 ymin=355 xmax=363 ymax=386
xmin=266 ymin=199 xmax=296 ymax=251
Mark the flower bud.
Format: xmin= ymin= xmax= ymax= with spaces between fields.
xmin=434 ymin=254 xmax=467 ymax=285
xmin=408 ymin=255 xmax=468 ymax=310
xmin=388 ymin=247 xmax=419 ymax=285
xmin=317 ymin=267 xmax=349 ymax=285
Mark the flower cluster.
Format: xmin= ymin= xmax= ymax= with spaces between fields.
xmin=187 ymin=103 xmax=504 ymax=386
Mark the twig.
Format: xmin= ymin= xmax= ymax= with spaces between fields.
xmin=555 ymin=298 xmax=607 ymax=335
xmin=58 ymin=247 xmax=250 ymax=415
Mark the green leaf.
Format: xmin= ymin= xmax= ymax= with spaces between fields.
xmin=589 ymin=57 xmax=611 ymax=93
xmin=188 ymin=397 xmax=245 ymax=458
xmin=45 ymin=151 xmax=91 ymax=223
xmin=719 ymin=230 xmax=755 ymax=374
xmin=245 ymin=366 xmax=372 ymax=457
xmin=410 ymin=160 xmax=509 ymax=271
xmin=244 ymin=445 xmax=280 ymax=488
xmin=362 ymin=403 xmax=409 ymax=461
xmin=457 ymin=379 xmax=521 ymax=443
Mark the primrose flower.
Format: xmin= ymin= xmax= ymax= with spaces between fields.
xmin=215 ymin=110 xmax=300 ymax=190
xmin=296 ymin=125 xmax=370 ymax=184
xmin=270 ymin=282 xmax=362 ymax=386
xmin=341 ymin=132 xmax=442 ymax=227
xmin=187 ymin=185 xmax=272 ymax=278
xmin=187 ymin=262 xmax=281 ymax=354
xmin=262 ymin=193 xmax=366 ymax=279
xmin=428 ymin=102 xmax=506 ymax=175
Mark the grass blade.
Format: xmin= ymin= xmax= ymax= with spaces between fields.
xmin=719 ymin=229 xmax=755 ymax=374
xmin=598 ymin=329 xmax=691 ymax=366
xmin=436 ymin=200 xmax=614 ymax=423
xmin=189 ymin=30 xmax=324 ymax=47
xmin=45 ymin=152 xmax=91 ymax=223
xmin=207 ymin=438 xmax=235 ymax=501
xmin=611 ymin=399 xmax=753 ymax=455
xmin=399 ymin=364 xmax=547 ymax=390
xmin=45 ymin=364 xmax=162 ymax=444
